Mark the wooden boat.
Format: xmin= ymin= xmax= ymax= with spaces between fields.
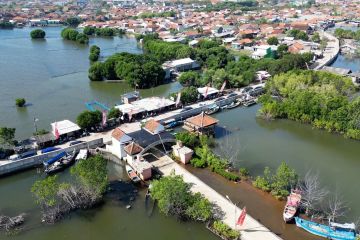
xmin=205 ymin=104 xmax=220 ymax=115
xmin=295 ymin=217 xmax=357 ymax=240
xmin=75 ymin=149 xmax=88 ymax=161
xmin=125 ymin=165 xmax=141 ymax=183
xmin=283 ymin=189 xmax=301 ymax=222
xmin=226 ymin=100 xmax=241 ymax=109
xmin=45 ymin=150 xmax=77 ymax=174
xmin=243 ymin=99 xmax=256 ymax=107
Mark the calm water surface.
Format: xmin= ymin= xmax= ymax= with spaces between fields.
xmin=0 ymin=162 xmax=218 ymax=240
xmin=0 ymin=27 xmax=181 ymax=139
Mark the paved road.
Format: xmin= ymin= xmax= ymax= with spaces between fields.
xmin=154 ymin=156 xmax=282 ymax=240
xmin=312 ymin=31 xmax=340 ymax=70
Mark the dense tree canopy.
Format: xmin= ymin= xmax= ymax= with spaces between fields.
xmin=334 ymin=28 xmax=360 ymax=40
xmin=95 ymin=27 xmax=114 ymax=37
xmin=89 ymin=45 xmax=100 ymax=62
xmin=259 ymin=70 xmax=360 ymax=140
xmin=107 ymin=107 xmax=121 ymax=119
xmin=178 ymin=71 xmax=201 ymax=86
xmin=267 ymin=36 xmax=279 ymax=45
xmin=30 ymin=29 xmax=46 ymax=39
xmin=76 ymin=110 xmax=102 ymax=129
xmin=287 ymin=29 xmax=309 ymax=41
xmin=0 ymin=127 xmax=16 ymax=147
xmin=151 ymin=174 xmax=212 ymax=221
xmin=61 ymin=28 xmax=88 ymax=44
xmin=65 ymin=17 xmax=81 ymax=27
xmin=83 ymin=26 xmax=95 ymax=35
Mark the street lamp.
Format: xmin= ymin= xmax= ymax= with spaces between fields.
xmin=225 ymin=195 xmax=237 ymax=229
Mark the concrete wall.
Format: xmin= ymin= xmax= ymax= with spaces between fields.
xmin=0 ymin=138 xmax=104 ymax=176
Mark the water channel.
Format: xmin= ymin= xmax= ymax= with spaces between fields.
xmin=0 ymin=27 xmax=359 ymax=239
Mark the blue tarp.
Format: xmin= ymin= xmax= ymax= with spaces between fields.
xmin=41 ymin=147 xmax=61 ymax=154
xmin=43 ymin=151 xmax=66 ymax=166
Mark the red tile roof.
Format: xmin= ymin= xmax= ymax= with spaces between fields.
xmin=186 ymin=112 xmax=218 ymax=128
xmin=124 ymin=142 xmax=143 ymax=155
xmin=112 ymin=128 xmax=126 ymax=140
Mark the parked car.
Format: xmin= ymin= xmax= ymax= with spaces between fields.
xmin=226 ymin=93 xmax=238 ymax=99
xmin=180 ymin=106 xmax=193 ymax=113
xmin=241 ymin=86 xmax=253 ymax=93
xmin=214 ymin=97 xmax=225 ymax=103
xmin=69 ymin=140 xmax=84 ymax=146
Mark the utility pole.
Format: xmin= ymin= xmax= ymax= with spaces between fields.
xmin=226 ymin=195 xmax=237 ymax=229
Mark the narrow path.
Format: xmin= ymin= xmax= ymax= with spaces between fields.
xmin=153 ymin=156 xmax=282 ymax=240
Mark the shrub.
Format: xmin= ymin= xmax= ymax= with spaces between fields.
xmin=212 ymin=220 xmax=240 ymax=240
xmin=15 ymin=98 xmax=26 ymax=107
xmin=239 ymin=168 xmax=250 ymax=179
xmin=175 ymin=132 xmax=199 ymax=148
xmin=253 ymin=176 xmax=272 ymax=192
xmin=190 ymin=158 xmax=207 ymax=168
xmin=212 ymin=167 xmax=240 ymax=181
xmin=30 ymin=29 xmax=46 ymax=39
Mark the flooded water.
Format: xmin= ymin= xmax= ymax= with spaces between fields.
xmin=0 ymin=27 xmax=181 ymax=139
xmin=0 ymin=162 xmax=218 ymax=240
xmin=211 ymin=105 xmax=360 ymax=223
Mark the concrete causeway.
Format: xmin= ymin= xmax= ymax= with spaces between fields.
xmin=153 ymin=156 xmax=283 ymax=240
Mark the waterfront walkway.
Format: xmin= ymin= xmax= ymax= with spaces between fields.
xmin=153 ymin=156 xmax=282 ymax=240
xmin=312 ymin=31 xmax=340 ymax=70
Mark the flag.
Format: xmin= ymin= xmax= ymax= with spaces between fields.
xmin=204 ymin=86 xmax=209 ymax=98
xmin=129 ymin=109 xmax=133 ymax=121
xmin=54 ymin=122 xmax=60 ymax=140
xmin=236 ymin=207 xmax=247 ymax=226
xmin=102 ymin=111 xmax=107 ymax=127
xmin=220 ymin=81 xmax=226 ymax=92
xmin=175 ymin=92 xmax=181 ymax=107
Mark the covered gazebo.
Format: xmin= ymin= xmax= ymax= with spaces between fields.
xmin=183 ymin=112 xmax=219 ymax=135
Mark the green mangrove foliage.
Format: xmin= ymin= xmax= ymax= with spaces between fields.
xmin=107 ymin=107 xmax=122 ymax=119
xmin=212 ymin=220 xmax=241 ymax=240
xmin=259 ymin=70 xmax=360 ymax=140
xmin=76 ymin=110 xmax=102 ymax=129
xmin=15 ymin=98 xmax=26 ymax=107
xmin=61 ymin=28 xmax=89 ymax=44
xmin=89 ymin=45 xmax=100 ymax=61
xmin=30 ymin=29 xmax=46 ymax=39
xmin=253 ymin=162 xmax=298 ymax=199
xmin=334 ymin=28 xmax=360 ymax=40
xmin=0 ymin=127 xmax=16 ymax=147
xmin=150 ymin=174 xmax=213 ymax=221
xmin=177 ymin=132 xmax=239 ymax=181
xmin=31 ymin=155 xmax=108 ymax=223
xmin=88 ymin=52 xmax=165 ymax=88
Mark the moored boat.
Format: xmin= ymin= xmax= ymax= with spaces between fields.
xmin=295 ymin=217 xmax=357 ymax=240
xmin=205 ymin=104 xmax=220 ymax=115
xmin=75 ymin=149 xmax=88 ymax=161
xmin=226 ymin=100 xmax=241 ymax=109
xmin=45 ymin=150 xmax=77 ymax=174
xmin=243 ymin=99 xmax=257 ymax=107
xmin=125 ymin=165 xmax=141 ymax=183
xmin=283 ymin=189 xmax=301 ymax=222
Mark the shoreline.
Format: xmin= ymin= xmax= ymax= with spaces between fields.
xmin=184 ymin=166 xmax=323 ymax=240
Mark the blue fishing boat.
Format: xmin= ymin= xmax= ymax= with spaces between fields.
xmin=43 ymin=151 xmax=66 ymax=166
xmin=295 ymin=217 xmax=357 ymax=240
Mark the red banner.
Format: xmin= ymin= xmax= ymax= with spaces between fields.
xmin=236 ymin=207 xmax=247 ymax=226
xmin=54 ymin=122 xmax=60 ymax=140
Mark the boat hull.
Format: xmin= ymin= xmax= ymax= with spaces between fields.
xmin=295 ymin=217 xmax=356 ymax=240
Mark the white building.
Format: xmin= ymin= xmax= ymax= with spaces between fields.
xmin=107 ymin=128 xmax=132 ymax=159
xmin=162 ymin=58 xmax=200 ymax=79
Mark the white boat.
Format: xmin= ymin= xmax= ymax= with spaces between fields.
xmin=283 ymin=189 xmax=302 ymax=222
xmin=125 ymin=165 xmax=141 ymax=183
xmin=76 ymin=149 xmax=88 ymax=161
